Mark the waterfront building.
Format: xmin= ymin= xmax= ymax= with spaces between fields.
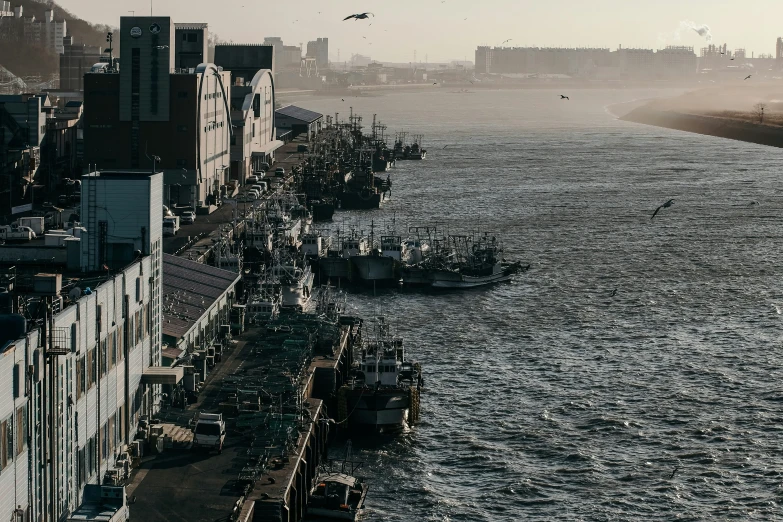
xmin=214 ymin=45 xmax=281 ymax=181
xmin=161 ymin=253 xmax=239 ymax=352
xmin=0 ymin=169 xmax=164 ymax=522
xmin=84 ymin=16 xmax=232 ymax=212
xmin=275 ymin=105 xmax=322 ymax=141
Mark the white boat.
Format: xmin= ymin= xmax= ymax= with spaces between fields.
xmin=343 ymin=317 xmax=422 ymax=432
xmin=268 ymin=259 xmax=315 ymax=311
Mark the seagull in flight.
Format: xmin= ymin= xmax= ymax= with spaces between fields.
xmin=502 ymin=39 xmax=512 ymax=45
xmin=344 ymin=12 xmax=374 ymax=21
xmin=651 ymin=199 xmax=675 ymax=220
xmin=560 ymin=94 xmax=569 ymax=100
xmin=744 ymin=74 xmax=752 ymax=80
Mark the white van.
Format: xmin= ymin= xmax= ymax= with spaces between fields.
xmin=193 ymin=412 xmax=225 ymax=453
xmin=163 ymin=216 xmax=180 ymax=236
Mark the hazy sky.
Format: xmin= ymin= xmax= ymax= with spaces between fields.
xmin=59 ymin=0 xmax=783 ymax=63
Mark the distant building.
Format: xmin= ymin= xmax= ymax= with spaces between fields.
xmin=174 ymin=23 xmax=208 ymax=70
xmin=16 ymin=7 xmax=67 ymax=54
xmin=0 ymin=93 xmax=48 ymax=209
xmin=306 ymin=37 xmax=328 ymax=68
xmin=350 ymin=54 xmax=372 ymax=67
xmin=59 ymin=37 xmax=103 ymax=91
xmin=84 ymin=16 xmax=232 ymax=211
xmin=656 ymin=46 xmax=697 ymax=78
xmin=214 ymin=44 xmax=274 ymax=78
xmin=280 ymin=45 xmax=302 ymax=68
xmin=0 ymin=1 xmax=11 ymax=17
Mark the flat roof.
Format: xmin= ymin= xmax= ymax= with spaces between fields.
xmin=162 ymin=254 xmax=240 ymax=340
xmin=275 ymin=105 xmax=322 ymax=124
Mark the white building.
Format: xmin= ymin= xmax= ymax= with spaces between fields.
xmin=0 ymin=169 xmax=165 ymax=522
xmin=229 ymin=69 xmax=281 ymax=181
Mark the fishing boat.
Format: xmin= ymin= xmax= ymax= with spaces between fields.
xmin=429 ymin=233 xmax=527 ymax=288
xmin=318 ymin=230 xmax=369 ymax=281
xmin=350 ymin=235 xmax=402 ymax=284
xmin=339 ymin=317 xmax=422 ymax=432
xmin=267 ymin=255 xmax=315 ymax=311
xmin=307 ymin=444 xmax=368 ymax=521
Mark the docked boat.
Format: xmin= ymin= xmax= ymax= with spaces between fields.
xmin=267 ymin=257 xmax=315 ymax=311
xmin=350 ymin=235 xmax=402 ymax=284
xmin=307 ymin=448 xmax=367 ymax=521
xmin=429 ymin=234 xmax=528 ymax=289
xmin=338 ymin=317 xmax=422 ymax=432
xmin=318 ymin=231 xmax=369 ymax=281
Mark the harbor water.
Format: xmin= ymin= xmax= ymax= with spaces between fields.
xmin=295 ymin=89 xmax=783 ymax=521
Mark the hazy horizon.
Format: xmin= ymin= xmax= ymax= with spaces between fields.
xmin=57 ymin=0 xmax=783 ymax=63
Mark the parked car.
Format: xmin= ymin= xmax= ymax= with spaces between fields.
xmin=274 ymin=167 xmax=285 ymax=177
xmin=246 ymin=190 xmax=260 ymax=200
xmin=297 ymin=144 xmax=309 ymax=153
xmin=258 ymin=162 xmax=270 ymax=172
xmin=181 ymin=211 xmax=196 ymax=224
xmin=250 ymin=183 xmax=267 ymax=194
xmin=246 ymin=175 xmax=259 ymax=185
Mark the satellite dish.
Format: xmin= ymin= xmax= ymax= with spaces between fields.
xmin=68 ymin=287 xmax=82 ymax=301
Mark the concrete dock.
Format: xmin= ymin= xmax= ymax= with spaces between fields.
xmin=127 ymin=316 xmax=357 ymax=522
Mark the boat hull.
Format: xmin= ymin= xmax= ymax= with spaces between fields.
xmin=430 ymin=272 xmax=513 ymax=288
xmin=337 ymin=190 xmax=382 ymax=210
xmin=350 ymin=255 xmax=398 ymax=283
xmin=346 ymin=389 xmax=410 ymax=432
xmin=319 ymin=257 xmax=352 ymax=279
xmin=311 ymin=202 xmax=335 ymax=222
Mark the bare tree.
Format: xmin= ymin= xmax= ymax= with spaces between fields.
xmin=753 ymin=102 xmax=767 ymax=124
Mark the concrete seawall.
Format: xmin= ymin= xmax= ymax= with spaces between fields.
xmin=621 ymin=107 xmax=783 ymax=149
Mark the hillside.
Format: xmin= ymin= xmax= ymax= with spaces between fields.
xmin=0 ymin=0 xmax=112 ymax=81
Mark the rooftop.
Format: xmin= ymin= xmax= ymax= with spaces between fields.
xmin=275 ymin=105 xmax=322 ymax=124
xmin=162 ymin=254 xmax=240 ymax=340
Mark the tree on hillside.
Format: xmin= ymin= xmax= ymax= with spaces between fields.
xmin=753 ymin=102 xmax=767 ymax=124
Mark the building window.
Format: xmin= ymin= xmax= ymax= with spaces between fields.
xmin=177 ymin=125 xmax=187 ymax=132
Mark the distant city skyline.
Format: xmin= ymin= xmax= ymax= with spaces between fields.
xmin=57 ymin=0 xmax=783 ymax=63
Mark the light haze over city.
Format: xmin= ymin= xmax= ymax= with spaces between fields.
xmin=59 ymin=0 xmax=783 ymax=62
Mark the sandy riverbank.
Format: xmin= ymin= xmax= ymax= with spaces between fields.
xmin=618 ymin=84 xmax=783 ymax=148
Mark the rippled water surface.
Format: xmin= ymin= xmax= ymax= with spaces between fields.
xmin=293 ymin=89 xmax=783 ymax=521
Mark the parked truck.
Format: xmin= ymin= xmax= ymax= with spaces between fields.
xmin=67 ymin=484 xmax=130 ymax=522
xmin=16 ymin=216 xmax=44 ymax=236
xmin=0 ymin=224 xmax=35 ymax=242
xmin=192 ymin=412 xmax=225 ymax=453
xmin=163 ymin=215 xmax=180 ymax=236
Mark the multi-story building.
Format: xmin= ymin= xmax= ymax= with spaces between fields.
xmin=15 ymin=7 xmax=67 ymax=54
xmin=0 ymin=168 xmax=164 ymax=522
xmin=656 ymin=46 xmax=697 ymax=78
xmin=0 ymin=1 xmax=11 ymax=17
xmin=280 ymin=45 xmax=302 ymax=68
xmin=84 ymin=16 xmax=232 ymax=211
xmin=174 ymin=23 xmax=208 ymax=70
xmin=306 ymin=37 xmax=328 ymax=68
xmin=617 ymin=47 xmax=656 ymax=78
xmin=59 ymin=37 xmax=103 ymax=91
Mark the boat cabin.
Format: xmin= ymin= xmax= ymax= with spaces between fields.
xmin=380 ymin=235 xmax=402 ymax=260
xmin=301 ymin=233 xmax=323 ymax=257
xmin=342 ymin=235 xmax=369 ymax=258
xmin=360 ymin=352 xmax=401 ymax=386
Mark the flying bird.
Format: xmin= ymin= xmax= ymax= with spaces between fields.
xmin=730 ymin=57 xmax=735 ymax=61
xmin=502 ymin=39 xmax=512 ymax=45
xmin=343 ymin=12 xmax=374 ymax=21
xmin=670 ymin=467 xmax=679 ymax=479
xmin=341 ymin=98 xmax=345 ymax=101
xmin=651 ymin=199 xmax=675 ymax=220
xmin=611 ymin=288 xmax=617 ymax=297
xmin=744 ymin=75 xmax=752 ymax=80
xmin=560 ymin=94 xmax=569 ymax=100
